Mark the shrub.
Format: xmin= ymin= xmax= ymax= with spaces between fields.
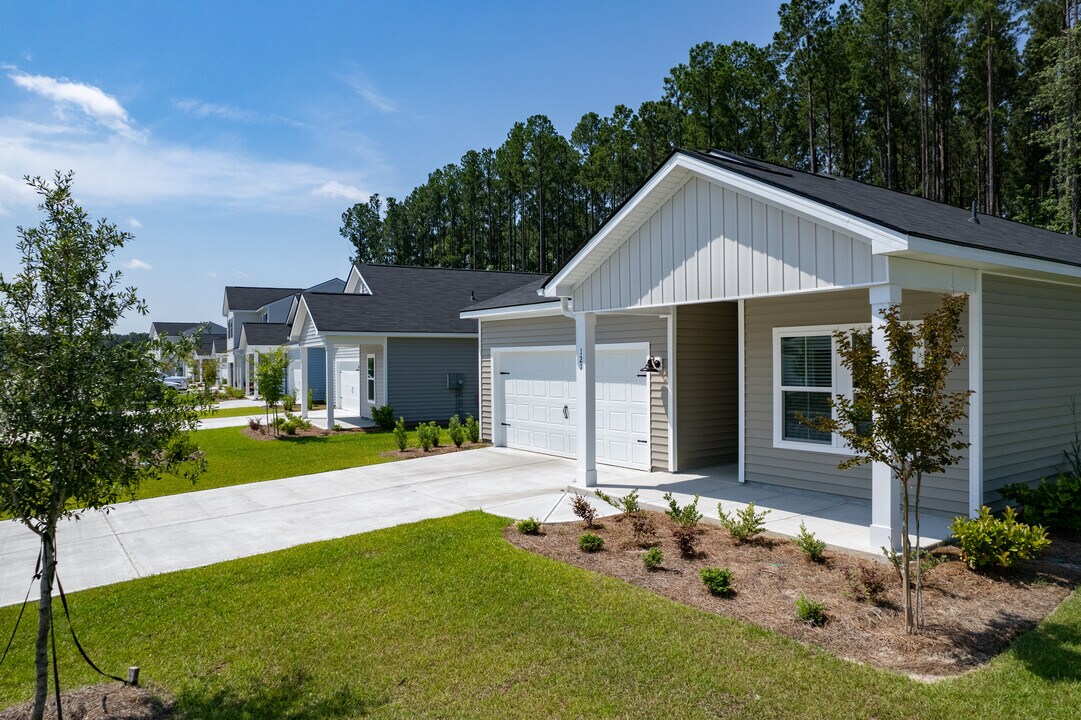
xmin=332 ymin=423 xmax=344 ymax=431
xmin=663 ymin=492 xmax=702 ymax=527
xmin=393 ymin=416 xmax=408 ymax=451
xmin=700 ymin=567 xmax=734 ymax=596
xmin=284 ymin=422 xmax=298 ymax=436
xmin=630 ymin=512 xmax=657 ymax=546
xmin=271 ymin=416 xmax=286 ymax=430
xmin=672 ymin=526 xmax=698 ymax=557
xmin=880 ymin=545 xmax=945 ymax=581
xmin=950 ymin=505 xmax=1051 ymax=570
xmin=227 ymin=386 xmax=245 ymax=399
xmin=795 ymin=594 xmax=828 ymax=626
xmin=578 ymin=533 xmax=604 ymax=552
xmin=848 ymin=564 xmax=889 ymax=605
xmin=642 ymin=546 xmax=663 ymax=570
xmin=794 ymin=521 xmax=826 ymax=562
xmin=1000 ymin=473 xmax=1081 ymax=533
xmin=307 ymin=387 xmax=314 ymax=409
xmin=595 ymin=488 xmax=642 ymax=515
xmin=417 ymin=423 xmax=436 ymax=451
xmin=516 ymin=517 xmax=541 ymax=535
xmin=371 ymin=404 xmax=395 ymax=431
xmin=247 ymin=416 xmax=262 ymax=431
xmin=465 ymin=414 xmax=480 ymax=443
xmin=570 ymin=494 xmax=597 ymax=527
xmin=428 ymin=421 xmax=442 ymax=447
xmin=282 ymin=394 xmax=295 ymax=412
xmin=447 ymin=414 xmax=466 ymax=447
xmin=718 ymin=501 xmax=771 ymax=543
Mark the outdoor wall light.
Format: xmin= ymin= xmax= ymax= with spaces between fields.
xmin=640 ymin=356 xmax=663 ymax=373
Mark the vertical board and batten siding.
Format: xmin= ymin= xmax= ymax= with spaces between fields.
xmin=744 ymin=289 xmax=970 ymax=516
xmin=387 ymin=337 xmax=479 ymax=423
xmin=571 ymin=176 xmax=887 ymax=313
xmin=479 ymin=314 xmax=670 ymax=471
xmin=676 ymin=303 xmax=739 ymax=468
xmin=983 ymin=274 xmax=1081 ymax=506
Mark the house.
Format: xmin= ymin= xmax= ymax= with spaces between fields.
xmin=184 ymin=326 xmax=228 ymax=385
xmin=149 ymin=321 xmax=227 ymax=378
xmin=461 ymin=148 xmax=1081 ymax=550
xmin=288 ymin=264 xmax=545 ymax=428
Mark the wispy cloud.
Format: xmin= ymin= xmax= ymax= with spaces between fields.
xmin=234 ymin=270 xmax=250 ymax=280
xmin=313 ymin=180 xmax=368 ymax=203
xmin=127 ymin=217 xmax=142 ymax=228
xmin=341 ymin=71 xmax=398 ymax=113
xmin=173 ymin=98 xmax=305 ymax=128
xmin=123 ymin=258 xmax=152 ymax=271
xmin=5 ymin=66 xmax=143 ymax=139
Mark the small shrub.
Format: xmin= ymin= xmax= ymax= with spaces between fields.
xmin=672 ymin=526 xmax=698 ymax=557
xmin=307 ymin=387 xmax=314 ymax=409
xmin=332 ymin=423 xmax=344 ymax=431
xmin=578 ymin=533 xmax=604 ymax=553
xmin=950 ymin=505 xmax=1051 ymax=570
xmin=447 ymin=414 xmax=466 ymax=447
xmin=718 ymin=501 xmax=771 ymax=543
xmin=271 ymin=416 xmax=286 ymax=430
xmin=282 ymin=394 xmax=295 ymax=412
xmin=284 ymin=422 xmax=298 ymax=436
xmin=700 ymin=567 xmax=734 ymax=596
xmin=570 ymin=494 xmax=597 ymax=527
xmin=794 ymin=521 xmax=826 ymax=562
xmin=428 ymin=421 xmax=442 ymax=447
xmin=465 ymin=414 xmax=480 ymax=443
xmin=1000 ymin=473 xmax=1081 ymax=533
xmin=247 ymin=416 xmax=262 ymax=431
xmin=227 ymin=386 xmax=245 ymax=399
xmin=848 ymin=564 xmax=889 ymax=604
xmin=795 ymin=594 xmax=828 ymax=626
xmin=393 ymin=416 xmax=408 ymax=451
xmin=516 ymin=517 xmax=541 ymax=535
xmin=663 ymin=492 xmax=702 ymax=527
xmin=595 ymin=488 xmax=642 ymax=515
xmin=642 ymin=546 xmax=663 ymax=570
xmin=880 ymin=545 xmax=945 ymax=581
xmin=371 ymin=404 xmax=395 ymax=431
xmin=417 ymin=423 xmax=436 ymax=451
xmin=630 ymin=512 xmax=657 ymax=546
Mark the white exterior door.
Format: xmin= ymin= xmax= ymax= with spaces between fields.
xmin=496 ymin=346 xmax=650 ymax=470
xmin=339 ymin=368 xmax=361 ymax=414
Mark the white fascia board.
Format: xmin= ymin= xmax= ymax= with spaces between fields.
xmin=460 ymin=302 xmax=563 ymax=320
xmin=289 ymin=296 xmax=314 ymax=343
xmin=324 ymin=332 xmax=476 ymax=341
xmin=901 ymin=235 xmax=1081 ymax=283
xmin=344 ymin=266 xmax=361 ymax=293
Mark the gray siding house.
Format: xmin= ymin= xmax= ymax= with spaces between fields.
xmin=462 ymin=149 xmax=1081 ymax=550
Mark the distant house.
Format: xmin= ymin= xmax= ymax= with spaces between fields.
xmin=288 ymin=264 xmax=545 ymax=427
xmin=149 ymin=321 xmax=226 ymax=378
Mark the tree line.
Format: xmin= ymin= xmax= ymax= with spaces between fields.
xmin=341 ymin=0 xmax=1081 ymax=274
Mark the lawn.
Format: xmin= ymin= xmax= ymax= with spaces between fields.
xmin=0 ymin=512 xmax=1078 ymax=719
xmin=198 ymin=405 xmax=279 ymax=419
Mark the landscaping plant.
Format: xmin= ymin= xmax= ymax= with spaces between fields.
xmin=417 ymin=423 xmax=436 ymax=451
xmin=516 ymin=517 xmax=542 ymax=535
xmin=248 ymin=416 xmax=263 ymax=432
xmin=570 ymin=494 xmax=597 ymax=527
xmin=448 ymin=414 xmax=466 ymax=447
xmin=578 ymin=533 xmax=605 ymax=552
xmin=794 ymin=521 xmax=826 ymax=562
xmin=700 ymin=567 xmax=734 ymax=596
xmin=282 ymin=392 xmax=295 ymax=412
xmin=595 ymin=488 xmax=642 ymax=515
xmin=428 ymin=421 xmax=442 ymax=447
xmin=371 ymin=404 xmax=395 ymax=431
xmin=307 ymin=387 xmax=314 ymax=409
xmin=795 ymin=594 xmax=829 ymax=626
xmin=642 ymin=546 xmax=663 ymax=570
xmin=950 ymin=505 xmax=1051 ymax=570
xmin=596 ymin=489 xmax=654 ymax=544
xmin=393 ymin=417 xmax=409 ymax=451
xmin=663 ymin=492 xmax=702 ymax=527
xmin=1000 ymin=472 xmax=1081 ymax=533
xmin=718 ymin=501 xmax=771 ymax=543
xmin=465 ymin=413 xmax=480 ymax=443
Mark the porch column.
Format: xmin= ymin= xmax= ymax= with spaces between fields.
xmin=869 ymin=284 xmax=903 ymax=550
xmin=575 ymin=312 xmax=597 ymax=487
xmin=967 ymin=276 xmax=983 ymax=517
xmin=325 ymin=343 xmax=337 ymax=429
xmin=299 ymin=346 xmax=309 ymax=419
xmin=253 ymin=352 xmax=261 ymax=398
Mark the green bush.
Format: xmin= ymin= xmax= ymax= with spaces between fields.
xmin=417 ymin=422 xmax=436 ymax=451
xmin=1000 ymin=473 xmax=1081 ymax=533
xmin=393 ymin=417 xmax=408 ymax=451
xmin=642 ymin=546 xmax=663 ymax=570
xmin=578 ymin=533 xmax=604 ymax=553
xmin=700 ymin=567 xmax=734 ymax=596
xmin=570 ymin=494 xmax=597 ymax=527
xmin=465 ymin=414 xmax=480 ymax=443
xmin=663 ymin=492 xmax=702 ymax=527
xmin=371 ymin=404 xmax=395 ymax=431
xmin=282 ymin=394 xmax=295 ymax=412
xmin=307 ymin=387 xmax=314 ymax=409
xmin=595 ymin=488 xmax=642 ymax=515
xmin=795 ymin=594 xmax=828 ymax=626
xmin=794 ymin=521 xmax=826 ymax=562
xmin=718 ymin=501 xmax=771 ymax=543
xmin=448 ymin=414 xmax=466 ymax=447
xmin=516 ymin=517 xmax=541 ymax=535
xmin=428 ymin=421 xmax=442 ymax=447
xmin=284 ymin=421 xmax=298 ymax=436
xmin=950 ymin=505 xmax=1051 ymax=570
xmin=226 ymin=385 xmax=245 ymax=399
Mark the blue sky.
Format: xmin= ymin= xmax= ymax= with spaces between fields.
xmin=0 ymin=1 xmax=780 ymax=333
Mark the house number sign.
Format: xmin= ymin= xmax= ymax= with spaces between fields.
xmin=577 ymin=347 xmax=584 ymax=370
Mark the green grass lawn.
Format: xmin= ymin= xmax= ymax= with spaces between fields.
xmin=198 ymin=405 xmax=279 ymax=419
xmin=0 ymin=512 xmax=1078 ymax=719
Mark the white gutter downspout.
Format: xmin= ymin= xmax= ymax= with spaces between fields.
xmin=559 ymin=296 xmax=574 ymax=319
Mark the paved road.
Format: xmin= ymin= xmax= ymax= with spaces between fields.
xmin=0 ymin=448 xmax=628 ymax=607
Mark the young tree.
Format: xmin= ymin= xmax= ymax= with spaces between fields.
xmin=255 ymin=346 xmax=290 ymax=434
xmin=0 ymin=173 xmax=208 ymax=720
xmin=804 ymin=294 xmax=972 ymax=633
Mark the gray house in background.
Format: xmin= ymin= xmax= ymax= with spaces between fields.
xmin=149 ymin=320 xmax=226 ymax=378
xmin=289 ymin=264 xmax=545 ymax=427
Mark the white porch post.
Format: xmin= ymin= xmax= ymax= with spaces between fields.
xmin=299 ymin=347 xmax=309 ymax=419
xmin=325 ymin=343 xmax=337 ymax=428
xmin=253 ymin=352 xmax=260 ymax=398
xmin=869 ymin=284 xmax=903 ymax=550
xmin=575 ymin=312 xmax=597 ymax=487
xmin=968 ymin=274 xmax=984 ymax=517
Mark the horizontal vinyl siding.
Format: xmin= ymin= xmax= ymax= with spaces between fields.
xmin=387 ymin=337 xmax=478 ymax=423
xmin=983 ymin=274 xmax=1081 ymax=506
xmin=676 ymin=302 xmax=738 ymax=468
xmin=745 ymin=289 xmax=969 ymax=515
xmin=306 ymin=347 xmax=327 ymax=403
xmin=479 ymin=313 xmax=670 ymax=471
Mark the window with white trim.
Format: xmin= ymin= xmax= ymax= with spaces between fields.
xmin=366 ymin=354 xmax=376 ymax=403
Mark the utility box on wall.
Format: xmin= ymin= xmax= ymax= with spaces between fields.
xmin=446 ymin=372 xmax=465 ymax=389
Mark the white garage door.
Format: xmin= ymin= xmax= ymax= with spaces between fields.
xmin=497 ymin=346 xmax=650 ymax=470
xmin=339 ymin=370 xmax=361 ymax=414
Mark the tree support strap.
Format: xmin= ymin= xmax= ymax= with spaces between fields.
xmin=0 ymin=547 xmax=41 ymax=671
xmin=55 ymin=568 xmax=131 ymax=686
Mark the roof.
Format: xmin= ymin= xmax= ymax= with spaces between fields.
xmin=462 ymin=278 xmax=554 ymax=311
xmin=240 ymin=323 xmax=291 ymax=347
xmin=300 ymin=265 xmax=546 ymax=335
xmin=195 ymin=334 xmax=227 ymax=355
xmin=686 ymin=149 xmax=1081 ymax=269
xmin=224 ymin=286 xmax=303 ymax=312
xmin=150 ymin=321 xmax=201 ymax=336
xmin=181 ymin=321 xmax=226 ymax=336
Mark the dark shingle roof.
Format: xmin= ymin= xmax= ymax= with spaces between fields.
xmin=224 ymin=286 xmax=303 ymax=312
xmin=150 ymin=321 xmax=200 ymax=336
xmin=181 ymin=321 xmax=226 ymax=336
xmin=463 ymin=278 xmax=555 ymax=311
xmin=196 ymin=334 xmax=227 ymax=355
xmin=687 ymin=149 xmax=1081 ymax=268
xmin=241 ymin=323 xmax=291 ymax=347
xmin=304 ymin=265 xmax=546 ymax=334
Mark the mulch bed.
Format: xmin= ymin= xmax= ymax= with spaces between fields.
xmin=240 ymin=426 xmax=366 ymax=441
xmin=506 ymin=510 xmax=1081 ymax=678
xmin=381 ymin=442 xmax=490 ymax=459
xmin=0 ymin=683 xmax=172 ymax=720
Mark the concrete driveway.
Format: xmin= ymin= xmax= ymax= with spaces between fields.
xmin=0 ymin=448 xmax=596 ymax=607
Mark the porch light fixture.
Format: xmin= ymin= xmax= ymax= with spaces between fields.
xmin=640 ymin=356 xmax=663 ymax=374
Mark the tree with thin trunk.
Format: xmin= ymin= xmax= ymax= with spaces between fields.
xmin=0 ymin=172 xmax=207 ymax=719
xmin=802 ymin=293 xmax=972 ymax=633
xmin=255 ymin=346 xmax=290 ymax=435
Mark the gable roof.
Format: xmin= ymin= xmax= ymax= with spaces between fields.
xmin=240 ymin=323 xmax=291 ymax=347
xmin=181 ymin=321 xmax=226 ymax=336
xmin=462 ymin=278 xmax=554 ymax=312
xmin=224 ymin=286 xmax=303 ymax=313
xmin=151 ymin=321 xmax=225 ymax=336
xmin=194 ymin=334 xmax=227 ymax=356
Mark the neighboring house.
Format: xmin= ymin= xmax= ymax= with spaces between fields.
xmin=288 ymin=264 xmax=545 ymax=427
xmin=149 ymin=321 xmax=227 ymax=377
xmin=461 ymin=148 xmax=1081 ymax=550
xmin=184 ymin=326 xmax=227 ymax=385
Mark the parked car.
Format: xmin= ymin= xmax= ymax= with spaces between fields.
xmin=161 ymin=374 xmax=189 ymax=391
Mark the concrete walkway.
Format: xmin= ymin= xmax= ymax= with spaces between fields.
xmin=0 ymin=448 xmax=580 ymax=607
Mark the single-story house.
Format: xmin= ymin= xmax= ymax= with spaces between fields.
xmin=149 ymin=321 xmax=226 ymax=378
xmin=461 ymin=148 xmax=1081 ymax=550
xmin=288 ymin=264 xmax=545 ymax=427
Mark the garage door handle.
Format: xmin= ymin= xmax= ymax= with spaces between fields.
xmin=499 ymin=371 xmax=510 ymax=375
xmin=637 ymin=373 xmax=647 ymax=378
xmin=637 ymin=440 xmax=648 ymax=444
xmin=501 ymin=422 xmax=511 ymax=427
xmin=563 ymin=405 xmax=569 ymax=419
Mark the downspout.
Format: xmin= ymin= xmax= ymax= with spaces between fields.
xmin=559 ymin=296 xmax=574 ymax=319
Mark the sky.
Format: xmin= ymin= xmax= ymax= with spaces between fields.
xmin=0 ymin=1 xmax=781 ymax=333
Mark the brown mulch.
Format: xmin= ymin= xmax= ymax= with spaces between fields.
xmin=240 ymin=426 xmax=363 ymax=441
xmin=0 ymin=683 xmax=172 ymax=720
xmin=507 ymin=511 xmax=1081 ymax=678
xmin=381 ymin=442 xmax=491 ymax=459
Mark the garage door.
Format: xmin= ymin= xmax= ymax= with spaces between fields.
xmin=497 ymin=346 xmax=650 ymax=470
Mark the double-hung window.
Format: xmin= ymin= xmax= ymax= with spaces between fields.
xmin=366 ymin=354 xmax=376 ymax=404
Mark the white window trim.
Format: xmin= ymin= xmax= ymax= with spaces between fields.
xmin=366 ymin=353 xmax=376 ymax=404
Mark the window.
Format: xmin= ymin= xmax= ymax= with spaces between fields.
xmin=366 ymin=354 xmax=376 ymax=403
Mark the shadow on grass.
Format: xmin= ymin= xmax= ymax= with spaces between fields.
xmin=175 ymin=669 xmax=389 ymax=719
xmin=1010 ymin=612 xmax=1081 ymax=683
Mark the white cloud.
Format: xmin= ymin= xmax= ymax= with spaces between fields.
xmin=127 ymin=217 xmax=142 ymax=228
xmin=174 ymin=98 xmax=306 ymax=128
xmin=341 ymin=72 xmax=398 ymax=113
xmin=6 ymin=68 xmax=142 ymax=139
xmin=313 ymin=180 xmax=368 ymax=203
xmin=234 ymin=270 xmax=250 ymax=280
xmin=206 ymin=270 xmax=218 ymax=279
xmin=123 ymin=258 xmax=152 ymax=271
